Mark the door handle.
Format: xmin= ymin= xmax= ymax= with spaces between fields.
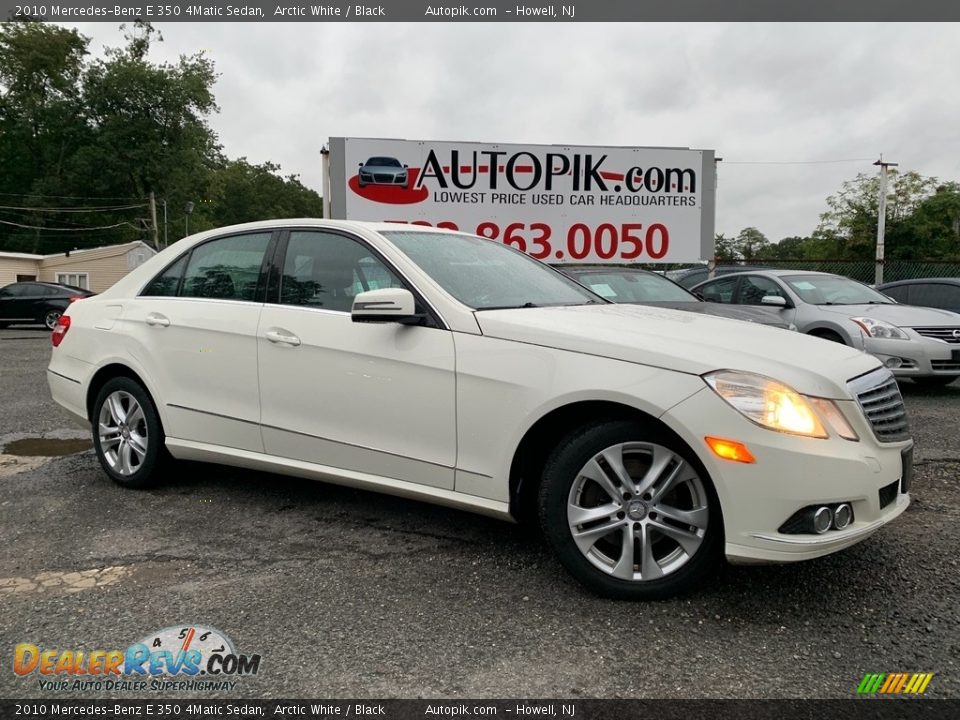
xmin=145 ymin=312 xmax=170 ymax=327
xmin=265 ymin=329 xmax=301 ymax=347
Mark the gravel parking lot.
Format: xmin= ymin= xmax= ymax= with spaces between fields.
xmin=2 ymin=327 xmax=959 ymax=699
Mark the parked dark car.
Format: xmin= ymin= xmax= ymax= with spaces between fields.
xmin=667 ymin=264 xmax=769 ymax=289
xmin=0 ymin=281 xmax=94 ymax=329
xmin=878 ymin=278 xmax=960 ymax=314
xmin=560 ymin=266 xmax=794 ymax=329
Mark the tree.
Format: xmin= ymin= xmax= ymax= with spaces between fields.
xmin=816 ymin=169 xmax=938 ymax=259
xmin=733 ymin=227 xmax=769 ymax=261
xmin=0 ymin=21 xmax=323 ymax=255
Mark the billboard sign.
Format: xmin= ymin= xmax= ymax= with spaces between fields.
xmin=326 ymin=138 xmax=715 ymax=264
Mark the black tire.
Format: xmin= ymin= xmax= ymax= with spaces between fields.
xmin=913 ymin=376 xmax=957 ymax=388
xmin=43 ymin=309 xmax=62 ymax=330
xmin=808 ymin=329 xmax=846 ymax=344
xmin=538 ymin=420 xmax=722 ymax=600
xmin=91 ymin=377 xmax=171 ymax=489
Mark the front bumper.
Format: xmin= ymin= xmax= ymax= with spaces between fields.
xmin=662 ymin=386 xmax=912 ymax=564
xmin=862 ymin=334 xmax=960 ymax=378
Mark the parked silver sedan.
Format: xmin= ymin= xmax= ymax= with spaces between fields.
xmin=691 ymin=270 xmax=960 ymax=387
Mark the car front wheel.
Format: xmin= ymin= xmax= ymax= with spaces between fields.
xmin=539 ymin=420 xmax=721 ymax=600
xmin=92 ymin=377 xmax=170 ymax=488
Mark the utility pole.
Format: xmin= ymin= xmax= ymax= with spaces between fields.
xmin=162 ymin=199 xmax=168 ymax=248
xmin=873 ymin=156 xmax=898 ymax=286
xmin=149 ymin=192 xmax=160 ymax=250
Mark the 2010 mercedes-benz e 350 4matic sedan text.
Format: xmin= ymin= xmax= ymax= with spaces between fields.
xmin=48 ymin=220 xmax=912 ymax=599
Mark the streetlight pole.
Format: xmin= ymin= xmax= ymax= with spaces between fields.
xmin=873 ymin=157 xmax=898 ymax=286
xmin=184 ymin=201 xmax=195 ymax=238
xmin=162 ymin=199 xmax=168 ymax=248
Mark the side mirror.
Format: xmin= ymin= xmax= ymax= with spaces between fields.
xmin=351 ymin=288 xmax=423 ymax=325
xmin=358 ymin=162 xmax=363 ymax=167
xmin=403 ymin=164 xmax=409 ymax=168
xmin=761 ymin=295 xmax=787 ymax=307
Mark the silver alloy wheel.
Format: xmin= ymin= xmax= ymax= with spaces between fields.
xmin=44 ymin=310 xmax=61 ymax=329
xmin=98 ymin=391 xmax=148 ymax=476
xmin=567 ymin=441 xmax=708 ymax=581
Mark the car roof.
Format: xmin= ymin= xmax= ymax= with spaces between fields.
xmin=878 ymin=277 xmax=960 ymax=288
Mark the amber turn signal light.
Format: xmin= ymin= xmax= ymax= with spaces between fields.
xmin=705 ymin=436 xmax=756 ymax=464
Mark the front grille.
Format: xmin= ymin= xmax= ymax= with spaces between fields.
xmin=879 ymin=480 xmax=899 ymax=509
xmin=374 ymin=173 xmax=393 ymax=183
xmin=931 ymin=360 xmax=960 ymax=371
xmin=848 ymin=368 xmax=910 ymax=443
xmin=913 ymin=327 xmax=960 ymax=344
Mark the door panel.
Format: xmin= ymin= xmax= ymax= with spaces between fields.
xmin=125 ymin=230 xmax=273 ymax=451
xmin=122 ymin=298 xmax=265 ymax=451
xmin=257 ymin=229 xmax=456 ymax=489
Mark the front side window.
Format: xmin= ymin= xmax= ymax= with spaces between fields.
xmin=737 ymin=276 xmax=785 ymax=305
xmin=910 ymin=283 xmax=960 ymax=309
xmin=279 ymin=231 xmax=404 ymax=313
xmin=382 ymin=231 xmax=600 ymax=310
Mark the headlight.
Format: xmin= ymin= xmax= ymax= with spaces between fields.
xmin=703 ymin=371 xmax=830 ymax=438
xmin=851 ymin=317 xmax=907 ymax=340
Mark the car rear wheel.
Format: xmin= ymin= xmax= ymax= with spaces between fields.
xmin=92 ymin=377 xmax=170 ymax=489
xmin=43 ymin=309 xmax=62 ymax=330
xmin=539 ymin=420 xmax=721 ymax=600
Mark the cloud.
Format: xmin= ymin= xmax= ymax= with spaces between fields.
xmin=68 ymin=21 xmax=960 ymax=242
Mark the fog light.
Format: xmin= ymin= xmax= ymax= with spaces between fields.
xmin=813 ymin=506 xmax=832 ymax=534
xmin=885 ymin=357 xmax=903 ymax=369
xmin=833 ymin=503 xmax=853 ymax=530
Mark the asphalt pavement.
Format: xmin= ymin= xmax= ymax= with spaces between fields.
xmin=1 ymin=328 xmax=959 ymax=699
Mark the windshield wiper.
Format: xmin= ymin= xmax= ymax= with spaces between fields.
xmin=476 ymin=302 xmax=541 ymax=311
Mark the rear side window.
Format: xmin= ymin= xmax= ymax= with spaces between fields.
xmin=142 ymin=256 xmax=187 ymax=297
xmin=698 ymin=276 xmax=738 ymax=303
xmin=141 ymin=233 xmax=271 ymax=301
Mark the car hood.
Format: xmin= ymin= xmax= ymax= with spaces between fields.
xmin=362 ymin=165 xmax=404 ymax=173
xmin=474 ymin=304 xmax=880 ymax=399
xmin=816 ymin=303 xmax=960 ymax=327
xmin=643 ymin=301 xmax=790 ymax=327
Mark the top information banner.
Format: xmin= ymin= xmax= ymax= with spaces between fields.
xmin=3 ymin=0 xmax=960 ymax=22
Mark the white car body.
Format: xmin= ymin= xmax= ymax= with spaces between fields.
xmin=48 ymin=220 xmax=912 ymax=589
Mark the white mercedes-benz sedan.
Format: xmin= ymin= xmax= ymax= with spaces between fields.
xmin=47 ymin=220 xmax=912 ymax=599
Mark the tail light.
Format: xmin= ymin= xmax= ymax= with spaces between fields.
xmin=68 ymin=296 xmax=83 ymax=303
xmin=51 ymin=315 xmax=71 ymax=347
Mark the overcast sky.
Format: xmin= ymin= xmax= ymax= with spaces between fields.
xmin=64 ymin=21 xmax=960 ymax=242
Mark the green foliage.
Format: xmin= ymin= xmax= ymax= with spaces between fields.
xmin=0 ymin=20 xmax=323 ymax=255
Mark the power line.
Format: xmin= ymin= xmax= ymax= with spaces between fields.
xmin=722 ymin=158 xmax=877 ymax=165
xmin=0 ymin=191 xmax=145 ymax=201
xmin=0 ymin=203 xmax=148 ymax=212
xmin=0 ymin=219 xmax=140 ymax=231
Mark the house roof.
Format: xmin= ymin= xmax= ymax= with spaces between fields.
xmin=0 ymin=241 xmax=155 ymax=262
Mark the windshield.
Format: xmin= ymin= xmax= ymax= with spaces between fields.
xmin=383 ymin=231 xmax=603 ymax=310
xmin=783 ymin=274 xmax=894 ymax=305
xmin=569 ymin=269 xmax=696 ymax=303
xmin=366 ymin=157 xmax=401 ymax=167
